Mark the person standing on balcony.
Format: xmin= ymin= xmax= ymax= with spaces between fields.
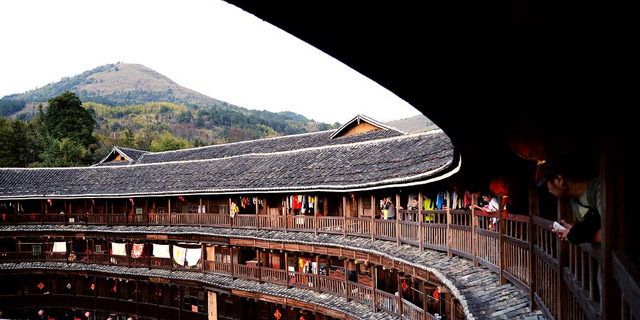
xmin=537 ymin=154 xmax=601 ymax=244
xmin=384 ymin=197 xmax=396 ymax=220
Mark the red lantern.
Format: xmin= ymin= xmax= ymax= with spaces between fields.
xmin=179 ymin=196 xmax=185 ymax=202
xmin=401 ymin=280 xmax=408 ymax=291
xmin=508 ymin=134 xmax=546 ymax=161
xmin=433 ymin=289 xmax=439 ymax=302
xmin=274 ymin=309 xmax=282 ymax=320
xmin=85 ymin=311 xmax=91 ymax=318
xmin=490 ymin=177 xmax=510 ymax=196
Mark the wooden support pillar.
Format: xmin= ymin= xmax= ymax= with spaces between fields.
xmin=344 ymin=258 xmax=350 ymax=301
xmin=343 ymin=195 xmax=347 ymax=238
xmin=528 ymin=175 xmax=539 ymax=309
xmin=418 ymin=191 xmax=424 ymax=251
xmin=396 ymin=193 xmax=401 ymax=246
xmin=283 ymin=196 xmax=288 ymax=233
xmin=257 ymin=249 xmax=262 ymax=283
xmin=323 ymin=196 xmax=328 ymax=217
xmin=168 ymin=198 xmax=172 ymax=227
xmin=255 ymin=197 xmax=260 ymax=230
xmin=450 ymin=295 xmax=456 ymax=319
xmin=371 ymin=195 xmax=376 ymax=242
xmin=315 ymin=255 xmax=320 ymax=293
xmin=228 ymin=198 xmax=233 ymax=230
xmin=230 ymin=247 xmax=235 ymax=278
xmin=314 ymin=195 xmax=319 ymax=237
xmin=200 ymin=198 xmax=203 ymax=227
xmin=202 ymin=243 xmax=206 ymax=273
xmin=396 ymin=269 xmax=404 ymax=316
xmin=600 ymin=135 xmax=622 ymax=320
xmin=423 ymin=284 xmax=429 ymax=320
xmin=557 ymin=199 xmax=572 ymax=319
xmin=498 ymin=195 xmax=507 ymax=285
xmin=135 ymin=281 xmax=140 ymax=320
xmin=446 ymin=197 xmax=452 ymax=257
xmin=472 ymin=194 xmax=478 ymax=267
xmin=285 ymin=251 xmax=290 ymax=289
xmin=371 ymin=264 xmax=377 ymax=312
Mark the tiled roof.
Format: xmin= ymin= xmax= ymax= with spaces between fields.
xmin=0 ymin=130 xmax=457 ymax=199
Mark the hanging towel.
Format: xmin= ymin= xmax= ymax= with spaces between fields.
xmin=173 ymin=246 xmax=186 ymax=266
xmin=131 ymin=243 xmax=144 ymax=258
xmin=52 ymin=242 xmax=67 ymax=253
xmin=186 ymin=248 xmax=202 ymax=266
xmin=152 ymin=244 xmax=171 ymax=258
xmin=111 ymin=243 xmax=126 ymax=256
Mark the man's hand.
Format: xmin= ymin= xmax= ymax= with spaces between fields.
xmin=551 ymin=219 xmax=572 ymax=241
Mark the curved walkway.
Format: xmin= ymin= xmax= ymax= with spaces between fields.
xmin=0 ymin=224 xmax=535 ymax=319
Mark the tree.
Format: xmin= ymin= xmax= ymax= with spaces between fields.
xmin=39 ymin=92 xmax=97 ymax=166
xmin=44 ymin=91 xmax=97 ymax=148
xmin=149 ymin=131 xmax=191 ymax=152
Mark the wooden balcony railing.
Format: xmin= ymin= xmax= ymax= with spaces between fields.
xmin=0 ymin=207 xmax=619 ymax=320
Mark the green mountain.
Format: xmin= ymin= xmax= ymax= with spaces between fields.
xmin=3 ymin=63 xmax=229 ymax=108
xmin=0 ymin=63 xmax=337 ymax=162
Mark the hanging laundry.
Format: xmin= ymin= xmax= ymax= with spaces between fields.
xmin=186 ymin=248 xmax=202 ymax=266
xmin=451 ymin=190 xmax=459 ymax=209
xmin=52 ymin=242 xmax=67 ymax=253
xmin=173 ymin=246 xmax=186 ymax=266
xmin=231 ymin=202 xmax=239 ymax=218
xmin=131 ymin=244 xmax=144 ymax=258
xmin=436 ymin=192 xmax=444 ymax=210
xmin=111 ymin=243 xmax=126 ymax=256
xmin=292 ymin=196 xmax=302 ymax=209
xmin=153 ymin=244 xmax=171 ymax=258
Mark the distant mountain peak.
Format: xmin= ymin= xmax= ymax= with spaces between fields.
xmin=4 ymin=63 xmax=227 ymax=108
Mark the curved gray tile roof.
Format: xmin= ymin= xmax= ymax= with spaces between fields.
xmin=0 ymin=130 xmax=456 ymax=199
xmin=136 ymin=129 xmax=403 ymax=164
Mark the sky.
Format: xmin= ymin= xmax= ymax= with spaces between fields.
xmin=0 ymin=0 xmax=421 ymax=124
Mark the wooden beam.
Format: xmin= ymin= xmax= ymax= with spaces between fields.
xmin=285 ymin=251 xmax=290 ymax=289
xmin=344 ymin=258 xmax=350 ymax=301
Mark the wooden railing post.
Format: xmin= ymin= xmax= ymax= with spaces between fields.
xmin=396 ymin=193 xmax=401 ymax=246
xmin=371 ymin=195 xmax=376 ymax=242
xmin=418 ymin=192 xmax=424 ymax=251
xmin=499 ymin=195 xmax=507 ymax=285
xmin=528 ymin=175 xmax=539 ymax=310
xmin=343 ymin=195 xmax=348 ymax=238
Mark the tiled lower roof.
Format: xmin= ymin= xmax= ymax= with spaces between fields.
xmin=0 ymin=224 xmax=535 ymax=320
xmin=0 ymin=130 xmax=456 ymax=199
